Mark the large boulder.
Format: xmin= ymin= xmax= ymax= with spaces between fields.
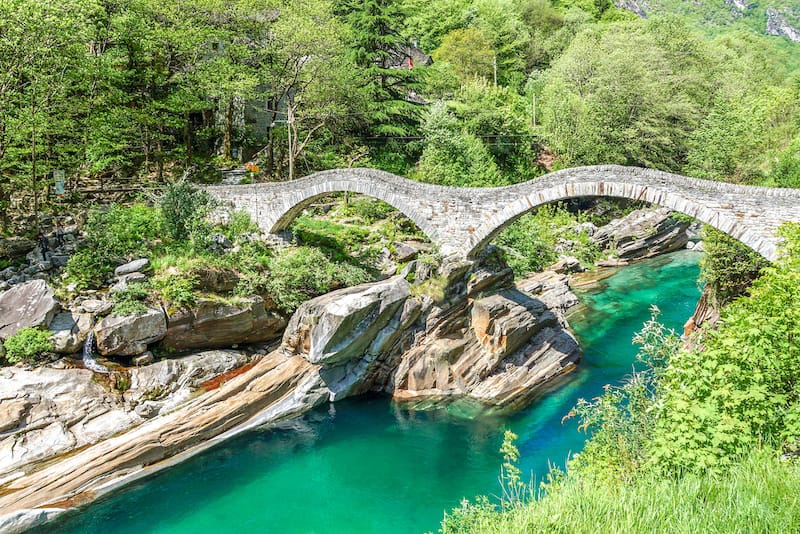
xmin=0 ymin=237 xmax=35 ymax=260
xmin=161 ymin=297 xmax=285 ymax=351
xmin=0 ymin=366 xmax=134 ymax=476
xmin=391 ymin=288 xmax=581 ymax=415
xmin=124 ymin=350 xmax=251 ymax=414
xmin=592 ymin=207 xmax=689 ymax=260
xmin=48 ymin=311 xmax=94 ymax=354
xmin=0 ymin=280 xmax=59 ymax=339
xmin=94 ymin=308 xmax=167 ymax=356
xmin=283 ymin=276 xmax=411 ymax=366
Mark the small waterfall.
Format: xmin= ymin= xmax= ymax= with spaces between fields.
xmin=82 ymin=331 xmax=109 ymax=374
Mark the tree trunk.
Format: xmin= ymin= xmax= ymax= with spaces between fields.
xmin=222 ymin=98 xmax=233 ymax=160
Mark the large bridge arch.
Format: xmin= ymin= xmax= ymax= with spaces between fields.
xmin=204 ymin=168 xmax=455 ymax=246
xmin=463 ymin=166 xmax=799 ymax=261
xmin=205 ymin=165 xmax=800 ymax=263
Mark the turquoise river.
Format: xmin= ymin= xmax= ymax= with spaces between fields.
xmin=44 ymin=250 xmax=702 ymax=534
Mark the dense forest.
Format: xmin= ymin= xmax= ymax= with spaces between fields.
xmin=2 ymin=0 xmax=800 ymax=233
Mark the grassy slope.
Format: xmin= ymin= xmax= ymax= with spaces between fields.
xmin=444 ymin=451 xmax=800 ymax=533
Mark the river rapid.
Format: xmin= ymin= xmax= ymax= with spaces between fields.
xmin=44 ymin=250 xmax=702 ymax=534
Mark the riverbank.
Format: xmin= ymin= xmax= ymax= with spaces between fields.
xmin=37 ymin=250 xmax=703 ymax=534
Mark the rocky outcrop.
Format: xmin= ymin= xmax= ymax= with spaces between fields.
xmin=125 ymin=350 xmax=252 ymax=416
xmin=0 ymin=251 xmax=585 ymax=529
xmin=94 ymin=308 xmax=167 ymax=356
xmin=48 ymin=311 xmax=93 ymax=354
xmin=592 ymin=207 xmax=689 ymax=261
xmin=283 ymin=276 xmax=418 ymax=401
xmin=0 ymin=280 xmax=60 ymax=339
xmin=0 ymin=366 xmax=135 ymax=477
xmin=615 ymin=0 xmax=648 ymax=18
xmin=766 ymin=7 xmax=800 ymax=42
xmin=0 ymin=351 xmax=327 ymax=531
xmin=391 ymin=288 xmax=580 ymax=415
xmin=161 ymin=297 xmax=285 ymax=351
xmin=517 ymin=270 xmax=581 ymax=316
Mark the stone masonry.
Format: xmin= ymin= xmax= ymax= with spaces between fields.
xmin=205 ymin=165 xmax=800 ymax=262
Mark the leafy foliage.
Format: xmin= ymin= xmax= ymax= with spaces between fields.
xmin=159 ymin=181 xmax=212 ymax=241
xmin=494 ymin=203 xmax=599 ymax=276
xmin=265 ymin=247 xmax=373 ymax=313
xmin=699 ymin=226 xmax=769 ymax=307
xmin=3 ymin=327 xmax=54 ymax=364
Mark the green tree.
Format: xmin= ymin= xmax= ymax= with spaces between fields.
xmin=433 ymin=28 xmax=495 ymax=83
xmin=337 ymin=0 xmax=421 ymax=136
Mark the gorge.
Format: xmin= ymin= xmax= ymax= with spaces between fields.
xmin=38 ymin=250 xmax=703 ymax=534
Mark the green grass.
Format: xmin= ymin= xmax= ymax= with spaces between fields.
xmin=443 ymin=450 xmax=800 ymax=533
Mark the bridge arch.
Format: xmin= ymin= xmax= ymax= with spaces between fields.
xmin=462 ymin=166 xmax=800 ymax=262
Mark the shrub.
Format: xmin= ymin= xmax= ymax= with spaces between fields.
xmin=265 ymin=247 xmax=373 ymax=313
xmin=159 ymin=180 xmax=212 ymax=241
xmin=3 ymin=328 xmax=54 ymax=364
xmin=64 ymin=204 xmax=161 ymax=291
xmin=111 ymin=283 xmax=150 ymax=317
xmin=699 ymin=226 xmax=769 ymax=306
xmin=152 ymin=274 xmax=198 ymax=308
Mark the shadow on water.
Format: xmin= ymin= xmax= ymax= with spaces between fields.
xmin=44 ymin=250 xmax=702 ymax=534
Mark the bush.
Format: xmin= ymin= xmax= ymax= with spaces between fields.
xmin=699 ymin=226 xmax=769 ymax=307
xmin=495 ymin=203 xmax=600 ymax=277
xmin=3 ymin=328 xmax=54 ymax=364
xmin=159 ymin=180 xmax=212 ymax=241
xmin=152 ymin=274 xmax=198 ymax=308
xmin=265 ymin=247 xmax=373 ymax=313
xmin=64 ymin=204 xmax=161 ymax=291
xmin=111 ymin=283 xmax=150 ymax=317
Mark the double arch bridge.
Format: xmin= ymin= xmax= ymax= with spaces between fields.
xmin=205 ymin=165 xmax=800 ymax=262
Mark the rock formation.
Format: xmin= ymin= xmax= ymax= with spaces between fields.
xmin=0 ymin=280 xmax=60 ymax=339
xmin=766 ymin=7 xmax=800 ymax=43
xmin=94 ymin=308 xmax=167 ymax=356
xmin=592 ymin=207 xmax=689 ymax=261
xmin=161 ymin=297 xmax=285 ymax=351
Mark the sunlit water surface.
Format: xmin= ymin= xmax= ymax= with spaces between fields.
xmin=45 ymin=250 xmax=702 ymax=534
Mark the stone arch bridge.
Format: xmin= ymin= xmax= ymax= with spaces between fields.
xmin=205 ymin=165 xmax=800 ymax=262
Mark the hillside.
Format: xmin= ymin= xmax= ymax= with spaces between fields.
xmin=618 ymin=0 xmax=800 ymax=42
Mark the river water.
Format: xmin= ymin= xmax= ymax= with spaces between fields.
xmin=45 ymin=250 xmax=702 ymax=534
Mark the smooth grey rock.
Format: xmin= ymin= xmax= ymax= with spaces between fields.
xmin=94 ymin=308 xmax=167 ymax=356
xmin=161 ymin=297 xmax=285 ymax=351
xmin=766 ymin=7 xmax=800 ymax=42
xmin=0 ymin=508 xmax=64 ymax=534
xmin=0 ymin=280 xmax=60 ymax=339
xmin=49 ymin=311 xmax=93 ymax=354
xmin=79 ymin=298 xmax=113 ymax=315
xmin=133 ymin=351 xmax=154 ymax=366
xmin=114 ymin=258 xmax=150 ymax=277
xmin=283 ymin=276 xmax=411 ymax=366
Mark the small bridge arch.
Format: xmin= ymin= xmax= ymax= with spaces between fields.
xmin=205 ymin=165 xmax=800 ymax=262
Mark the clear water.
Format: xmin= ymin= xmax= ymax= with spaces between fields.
xmin=45 ymin=250 xmax=702 ymax=534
